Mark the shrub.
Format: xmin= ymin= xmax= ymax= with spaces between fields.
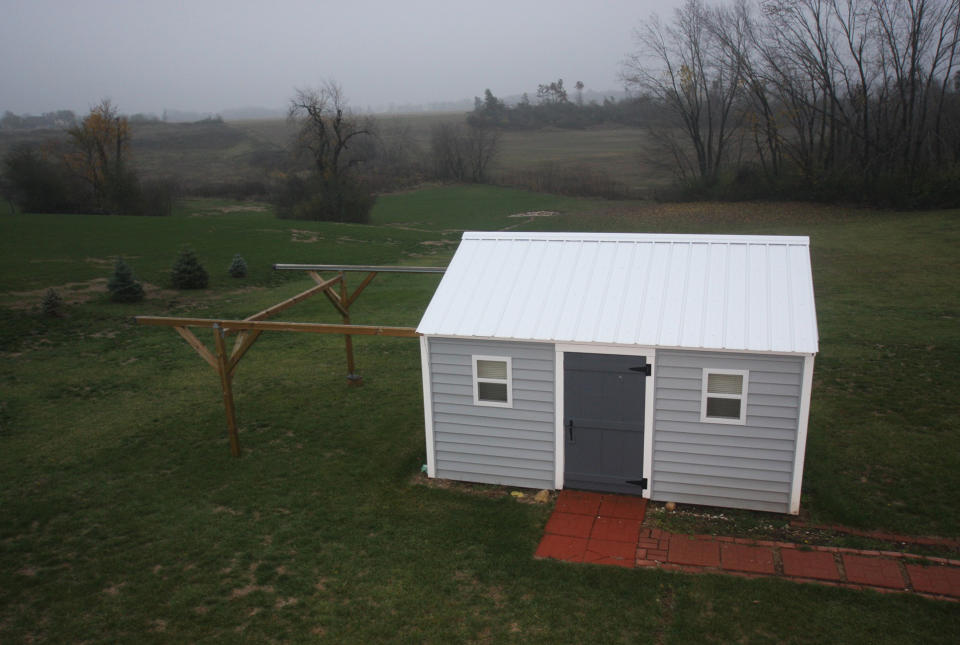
xmin=41 ymin=288 xmax=64 ymax=317
xmin=170 ymin=246 xmax=209 ymax=289
xmin=2 ymin=144 xmax=82 ymax=213
xmin=136 ymin=177 xmax=179 ymax=216
xmin=228 ymin=254 xmax=248 ymax=278
xmin=107 ymin=257 xmax=145 ymax=303
xmin=271 ymin=174 xmax=375 ymax=223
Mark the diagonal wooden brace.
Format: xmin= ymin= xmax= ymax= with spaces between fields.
xmin=212 ymin=324 xmax=242 ymax=457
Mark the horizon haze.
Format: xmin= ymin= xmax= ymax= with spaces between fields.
xmin=1 ymin=0 xmax=682 ymax=118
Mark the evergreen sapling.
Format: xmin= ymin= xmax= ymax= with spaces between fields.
xmin=228 ymin=254 xmax=248 ymax=278
xmin=171 ymin=246 xmax=209 ymax=289
xmin=107 ymin=257 xmax=145 ymax=303
xmin=41 ymin=288 xmax=64 ymax=316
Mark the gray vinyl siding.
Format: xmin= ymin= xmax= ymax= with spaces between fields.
xmin=651 ymin=350 xmax=803 ymax=513
xmin=428 ymin=337 xmax=555 ymax=489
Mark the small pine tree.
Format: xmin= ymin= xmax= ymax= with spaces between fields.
xmin=228 ymin=253 xmax=248 ymax=278
xmin=107 ymin=257 xmax=144 ymax=303
xmin=41 ymin=288 xmax=64 ymax=317
xmin=171 ymin=246 xmax=209 ymax=289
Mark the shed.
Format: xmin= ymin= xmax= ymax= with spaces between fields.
xmin=417 ymin=232 xmax=818 ymax=514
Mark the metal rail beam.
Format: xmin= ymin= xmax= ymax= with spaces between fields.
xmin=273 ymin=263 xmax=446 ymax=274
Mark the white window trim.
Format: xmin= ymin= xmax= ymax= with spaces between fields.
xmin=700 ymin=368 xmax=749 ymax=425
xmin=472 ymin=355 xmax=513 ymax=408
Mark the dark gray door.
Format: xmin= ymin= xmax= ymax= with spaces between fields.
xmin=563 ymin=352 xmax=647 ymax=495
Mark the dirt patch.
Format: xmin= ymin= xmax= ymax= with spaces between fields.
xmin=191 ymin=205 xmax=268 ymax=216
xmin=84 ymin=257 xmax=135 ymax=267
xmin=218 ymin=205 xmax=267 ymax=213
xmin=230 ymin=584 xmax=274 ymax=599
xmin=508 ymin=210 xmax=559 ymax=218
xmin=7 ymin=279 xmax=109 ymax=309
xmin=5 ymin=279 xmax=177 ymax=309
xmin=103 ymin=582 xmax=126 ymax=596
xmin=274 ymin=597 xmax=298 ymax=609
xmin=290 ymin=229 xmax=323 ymax=243
xmin=411 ymin=472 xmax=554 ymax=506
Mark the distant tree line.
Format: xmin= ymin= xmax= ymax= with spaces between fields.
xmin=1 ymin=110 xmax=78 ymax=130
xmin=2 ymin=100 xmax=176 ymax=216
xmin=466 ymin=82 xmax=663 ymax=130
xmin=623 ymin=0 xmax=960 ymax=207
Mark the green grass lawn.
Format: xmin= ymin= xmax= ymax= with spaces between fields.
xmin=1 ymin=187 xmax=958 ymax=643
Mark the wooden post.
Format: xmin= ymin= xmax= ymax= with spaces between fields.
xmin=212 ymin=324 xmax=242 ymax=457
xmin=339 ymin=271 xmax=362 ymax=385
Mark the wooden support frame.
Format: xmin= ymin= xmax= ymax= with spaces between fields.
xmin=135 ymin=263 xmax=443 ymax=457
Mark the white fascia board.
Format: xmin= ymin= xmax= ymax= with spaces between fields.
xmin=789 ymin=353 xmax=816 ymax=514
xmin=461 ymin=232 xmax=811 ymax=246
xmin=419 ymin=335 xmax=436 ymax=478
xmin=423 ymin=334 xmax=816 ymax=356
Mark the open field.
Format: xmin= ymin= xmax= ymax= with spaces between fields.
xmin=1 ymin=186 xmax=959 ymax=642
xmin=0 ymin=112 xmax=672 ymax=195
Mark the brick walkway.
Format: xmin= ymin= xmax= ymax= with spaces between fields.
xmin=535 ymin=490 xmax=960 ymax=602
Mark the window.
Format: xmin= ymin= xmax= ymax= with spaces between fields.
xmin=472 ymin=356 xmax=512 ymax=407
xmin=701 ymin=369 xmax=748 ymax=424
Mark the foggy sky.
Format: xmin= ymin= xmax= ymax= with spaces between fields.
xmin=1 ymin=0 xmax=682 ymax=116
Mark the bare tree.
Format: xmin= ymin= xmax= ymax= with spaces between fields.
xmin=289 ymin=81 xmax=373 ymax=182
xmin=626 ymin=0 xmax=960 ymax=201
xmin=622 ymin=0 xmax=745 ymax=183
xmin=286 ymin=82 xmax=376 ymax=221
xmin=430 ymin=122 xmax=500 ymax=183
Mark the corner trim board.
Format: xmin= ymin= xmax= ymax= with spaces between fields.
xmin=789 ymin=353 xmax=815 ymax=514
xmin=420 ymin=335 xmax=436 ymax=478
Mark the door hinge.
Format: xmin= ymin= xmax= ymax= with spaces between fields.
xmin=629 ymin=364 xmax=652 ymax=376
xmin=626 ymin=478 xmax=648 ymax=489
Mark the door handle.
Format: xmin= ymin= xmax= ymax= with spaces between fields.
xmin=566 ymin=419 xmax=574 ymax=441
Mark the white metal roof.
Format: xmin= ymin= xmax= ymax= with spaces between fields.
xmin=417 ymin=232 xmax=818 ymax=354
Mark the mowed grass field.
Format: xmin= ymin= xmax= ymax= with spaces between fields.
xmin=1 ymin=186 xmax=959 ymax=642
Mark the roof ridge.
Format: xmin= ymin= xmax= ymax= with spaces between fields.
xmin=462 ymin=232 xmax=810 ymax=245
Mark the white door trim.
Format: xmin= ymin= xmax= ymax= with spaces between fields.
xmin=554 ymin=343 xmax=656 ymax=497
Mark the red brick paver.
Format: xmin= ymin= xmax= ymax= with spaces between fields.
xmin=598 ymin=494 xmax=647 ymax=520
xmin=668 ymin=535 xmax=721 ymax=567
xmin=905 ymin=564 xmax=960 ymax=596
xmin=591 ymin=516 xmax=643 ymax=543
xmin=535 ymin=492 xmax=959 ymax=601
xmin=842 ymin=554 xmax=906 ymax=589
xmin=584 ymin=538 xmax=636 ymax=568
xmin=721 ymin=542 xmax=776 ymax=574
xmin=544 ymin=512 xmax=595 ymax=538
xmin=535 ymin=534 xmax=587 ymax=562
xmin=555 ymin=489 xmax=603 ymax=516
xmin=780 ymin=549 xmax=841 ymax=581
